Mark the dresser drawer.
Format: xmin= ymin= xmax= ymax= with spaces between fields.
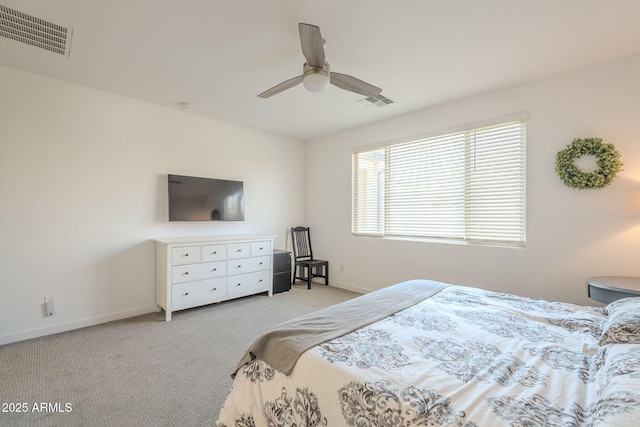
xmin=226 ymin=255 xmax=270 ymax=276
xmin=226 ymin=270 xmax=271 ymax=299
xmin=226 ymin=258 xmax=250 ymax=276
xmin=249 ymin=255 xmax=270 ymax=272
xmin=227 ymin=242 xmax=251 ymax=259
xmin=171 ymin=246 xmax=201 ymax=265
xmin=171 ymin=278 xmax=226 ymax=309
xmin=251 ymin=240 xmax=271 ymax=256
xmin=202 ymin=244 xmax=227 ymax=262
xmin=171 ymin=261 xmax=227 ymax=284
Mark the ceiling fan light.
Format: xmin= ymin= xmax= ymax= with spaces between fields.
xmin=303 ymin=72 xmax=330 ymax=93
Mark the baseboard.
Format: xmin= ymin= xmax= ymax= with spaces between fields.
xmin=0 ymin=305 xmax=157 ymax=346
xmin=328 ymin=280 xmax=372 ymax=295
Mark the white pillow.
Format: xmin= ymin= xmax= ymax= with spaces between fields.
xmin=599 ymin=297 xmax=640 ymax=345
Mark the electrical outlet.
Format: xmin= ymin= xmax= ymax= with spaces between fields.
xmin=44 ymin=296 xmax=56 ymax=316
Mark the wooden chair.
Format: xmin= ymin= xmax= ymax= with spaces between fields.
xmin=290 ymin=226 xmax=329 ymax=289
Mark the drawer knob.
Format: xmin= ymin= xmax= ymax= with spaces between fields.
xmin=259 ymin=262 xmax=263 ymax=265
xmin=212 ymin=251 xmax=217 ymax=255
xmin=184 ymin=253 xmax=189 ymax=257
xmin=237 ymin=265 xmax=241 ymax=269
xmin=184 ymin=272 xmax=189 ymax=275
xmin=212 ymin=268 xmax=217 ymax=272
xmin=258 ymin=279 xmax=263 ymax=283
xmin=212 ymin=288 xmax=217 ymax=291
xmin=236 ymin=249 xmax=242 ymax=252
xmin=183 ymin=292 xmax=189 ymax=296
xmin=236 ymin=283 xmax=241 ymax=287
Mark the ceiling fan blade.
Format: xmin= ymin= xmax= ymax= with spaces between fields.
xmin=299 ymin=23 xmax=325 ymax=67
xmin=330 ymin=72 xmax=382 ymax=98
xmin=257 ymin=75 xmax=304 ymax=98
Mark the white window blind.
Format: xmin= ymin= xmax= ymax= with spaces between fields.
xmin=352 ymin=120 xmax=526 ymax=246
xmin=352 ymin=148 xmax=385 ymax=236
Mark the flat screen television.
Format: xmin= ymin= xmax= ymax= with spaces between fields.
xmin=167 ymin=174 xmax=245 ymax=221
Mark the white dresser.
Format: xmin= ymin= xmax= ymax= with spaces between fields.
xmin=156 ymin=235 xmax=275 ymax=321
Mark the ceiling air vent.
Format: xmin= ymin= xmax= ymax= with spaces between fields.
xmin=0 ymin=4 xmax=72 ymax=56
xmin=355 ymin=94 xmax=395 ymax=108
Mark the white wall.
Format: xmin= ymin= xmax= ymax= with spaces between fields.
xmin=0 ymin=66 xmax=307 ymax=345
xmin=4 ymin=52 xmax=640 ymax=345
xmin=307 ymin=53 xmax=640 ymax=305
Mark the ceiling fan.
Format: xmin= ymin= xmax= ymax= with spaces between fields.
xmin=258 ymin=23 xmax=382 ymax=99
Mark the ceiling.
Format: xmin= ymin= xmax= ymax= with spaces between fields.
xmin=2 ymin=1 xmax=640 ymax=141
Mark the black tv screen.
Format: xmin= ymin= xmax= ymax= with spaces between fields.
xmin=168 ymin=174 xmax=245 ymax=221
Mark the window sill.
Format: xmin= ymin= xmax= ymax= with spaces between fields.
xmin=352 ymin=234 xmax=525 ymax=249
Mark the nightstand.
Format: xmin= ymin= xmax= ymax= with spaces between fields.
xmin=586 ymin=276 xmax=640 ymax=304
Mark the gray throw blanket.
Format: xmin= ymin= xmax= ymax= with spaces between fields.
xmin=233 ymin=279 xmax=449 ymax=376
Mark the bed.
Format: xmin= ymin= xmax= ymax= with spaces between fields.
xmin=216 ymin=279 xmax=640 ymax=426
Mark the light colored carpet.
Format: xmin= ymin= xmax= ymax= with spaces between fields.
xmin=0 ymin=283 xmax=358 ymax=427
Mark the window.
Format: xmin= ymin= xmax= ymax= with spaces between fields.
xmin=352 ymin=119 xmax=526 ymax=247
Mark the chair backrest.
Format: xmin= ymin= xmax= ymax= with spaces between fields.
xmin=291 ymin=226 xmax=313 ymax=261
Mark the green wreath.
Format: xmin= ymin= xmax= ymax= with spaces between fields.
xmin=555 ymin=137 xmax=622 ymax=190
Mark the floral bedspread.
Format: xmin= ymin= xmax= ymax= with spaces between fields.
xmin=216 ymin=285 xmax=640 ymax=426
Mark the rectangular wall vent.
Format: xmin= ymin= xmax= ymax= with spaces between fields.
xmin=0 ymin=4 xmax=72 ymax=56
